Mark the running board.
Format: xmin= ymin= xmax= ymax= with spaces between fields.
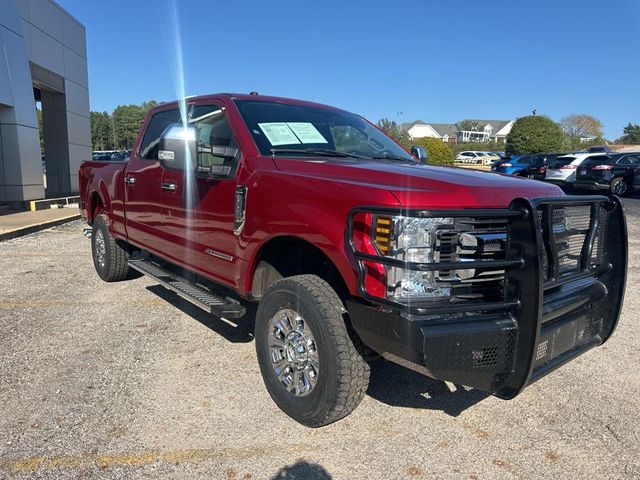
xmin=128 ymin=258 xmax=246 ymax=319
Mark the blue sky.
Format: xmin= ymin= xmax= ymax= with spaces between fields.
xmin=59 ymin=0 xmax=639 ymax=139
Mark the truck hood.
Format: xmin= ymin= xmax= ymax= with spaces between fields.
xmin=271 ymin=157 xmax=563 ymax=208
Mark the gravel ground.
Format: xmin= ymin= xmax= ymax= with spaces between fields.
xmin=0 ymin=199 xmax=639 ymax=480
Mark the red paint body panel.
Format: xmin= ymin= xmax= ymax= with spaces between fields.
xmin=79 ymin=93 xmax=563 ymax=298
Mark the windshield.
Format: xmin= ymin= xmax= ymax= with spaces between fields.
xmin=234 ymin=100 xmax=413 ymax=161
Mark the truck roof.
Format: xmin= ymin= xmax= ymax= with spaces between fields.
xmin=152 ymin=93 xmax=346 ymax=114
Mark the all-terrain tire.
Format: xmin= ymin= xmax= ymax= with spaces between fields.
xmin=91 ymin=213 xmax=131 ymax=282
xmin=255 ymin=275 xmax=370 ymax=427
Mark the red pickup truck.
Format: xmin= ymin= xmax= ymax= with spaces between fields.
xmin=79 ymin=93 xmax=627 ymax=427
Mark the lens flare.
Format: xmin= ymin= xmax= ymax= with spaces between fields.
xmin=166 ymin=0 xmax=195 ymax=262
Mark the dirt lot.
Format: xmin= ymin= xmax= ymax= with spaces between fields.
xmin=1 ymin=200 xmax=639 ymax=480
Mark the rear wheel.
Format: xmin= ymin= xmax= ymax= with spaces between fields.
xmin=610 ymin=177 xmax=628 ymax=196
xmin=255 ymin=275 xmax=370 ymax=427
xmin=91 ymin=214 xmax=131 ymax=282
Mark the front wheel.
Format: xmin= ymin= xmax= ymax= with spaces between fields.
xmin=610 ymin=177 xmax=628 ymax=196
xmin=255 ymin=275 xmax=370 ymax=427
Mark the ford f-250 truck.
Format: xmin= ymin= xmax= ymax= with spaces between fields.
xmin=79 ymin=93 xmax=627 ymax=427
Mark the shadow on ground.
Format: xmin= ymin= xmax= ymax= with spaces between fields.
xmin=146 ymin=284 xmax=488 ymax=416
xmin=271 ymin=460 xmax=333 ymax=479
xmin=146 ymin=285 xmax=255 ymax=343
xmin=366 ymin=359 xmax=489 ymax=416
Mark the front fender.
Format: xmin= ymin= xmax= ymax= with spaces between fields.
xmin=236 ymin=170 xmax=399 ymax=297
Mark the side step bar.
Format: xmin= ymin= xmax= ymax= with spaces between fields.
xmin=128 ymin=258 xmax=246 ymax=319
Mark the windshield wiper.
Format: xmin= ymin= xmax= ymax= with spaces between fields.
xmin=370 ymin=153 xmax=416 ymax=162
xmin=270 ymin=148 xmax=368 ymax=159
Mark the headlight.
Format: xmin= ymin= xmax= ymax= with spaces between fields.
xmin=373 ymin=215 xmax=454 ymax=302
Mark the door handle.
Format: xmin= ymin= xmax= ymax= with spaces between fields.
xmin=161 ymin=182 xmax=177 ymax=191
xmin=124 ymin=176 xmax=136 ymax=185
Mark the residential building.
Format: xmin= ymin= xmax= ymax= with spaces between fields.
xmin=400 ymin=119 xmax=514 ymax=144
xmin=457 ymin=119 xmax=513 ymax=143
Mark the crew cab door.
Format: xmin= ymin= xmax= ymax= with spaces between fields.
xmin=124 ymin=106 xmax=181 ymax=253
xmin=160 ymin=103 xmax=242 ymax=287
xmin=617 ymin=154 xmax=640 ymax=183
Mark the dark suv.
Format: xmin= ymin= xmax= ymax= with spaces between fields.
xmin=526 ymin=153 xmax=566 ymax=181
xmin=574 ymin=153 xmax=640 ymax=195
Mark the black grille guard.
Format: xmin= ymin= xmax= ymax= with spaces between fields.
xmin=346 ymin=195 xmax=627 ymax=398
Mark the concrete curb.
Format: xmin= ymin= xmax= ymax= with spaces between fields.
xmin=0 ymin=213 xmax=81 ymax=242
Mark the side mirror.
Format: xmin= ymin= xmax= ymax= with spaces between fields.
xmin=158 ymin=123 xmax=197 ymax=171
xmin=410 ymin=145 xmax=428 ymax=163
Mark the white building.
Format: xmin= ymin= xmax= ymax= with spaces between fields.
xmin=457 ymin=120 xmax=513 ymax=143
xmin=0 ymin=0 xmax=90 ymax=204
xmin=401 ymin=119 xmax=514 ymax=144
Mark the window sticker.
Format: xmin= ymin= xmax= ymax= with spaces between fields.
xmin=286 ymin=122 xmax=328 ymax=144
xmin=258 ymin=123 xmax=300 ymax=146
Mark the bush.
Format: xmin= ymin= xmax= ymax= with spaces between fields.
xmin=506 ymin=115 xmax=564 ymax=155
xmin=412 ymin=137 xmax=455 ymax=166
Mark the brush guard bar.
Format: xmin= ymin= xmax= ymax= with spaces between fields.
xmin=346 ymin=196 xmax=626 ymax=398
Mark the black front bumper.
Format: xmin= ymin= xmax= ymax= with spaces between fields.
xmin=347 ymin=196 xmax=627 ymax=399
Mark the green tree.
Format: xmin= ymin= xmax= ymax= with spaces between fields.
xmin=376 ymin=118 xmax=408 ymax=145
xmin=36 ymin=108 xmax=44 ymax=152
xmin=457 ymin=120 xmax=481 ymax=132
xmin=412 ymin=137 xmax=454 ymax=165
xmin=617 ymin=123 xmax=640 ymax=144
xmin=560 ymin=114 xmax=603 ymax=140
xmin=112 ymin=104 xmax=146 ymax=149
xmin=90 ymin=111 xmax=113 ymax=150
xmin=377 ymin=118 xmax=399 ymax=136
xmin=141 ymin=100 xmax=159 ymax=113
xmin=505 ymin=115 xmax=564 ymax=155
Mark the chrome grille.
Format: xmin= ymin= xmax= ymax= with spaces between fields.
xmin=434 ymin=218 xmax=508 ymax=302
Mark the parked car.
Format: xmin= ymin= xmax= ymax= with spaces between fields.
xmin=544 ymin=152 xmax=604 ymax=188
xmin=491 ymin=155 xmax=531 ymax=175
xmin=456 ymin=151 xmax=497 ymax=165
xmin=574 ymin=152 xmax=640 ymax=195
xmin=526 ymin=153 xmax=567 ymax=181
xmin=587 ymin=145 xmax=613 ymax=154
xmin=456 ymin=151 xmax=482 ymax=163
xmin=79 ymin=92 xmax=626 ymax=427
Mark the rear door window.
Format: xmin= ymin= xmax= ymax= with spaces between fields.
xmin=617 ymin=155 xmax=640 ymax=165
xmin=582 ymin=155 xmax=613 ymax=166
xmin=550 ymin=156 xmax=575 ymax=168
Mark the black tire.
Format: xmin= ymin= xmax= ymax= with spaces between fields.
xmin=610 ymin=177 xmax=628 ymax=196
xmin=255 ymin=275 xmax=370 ymax=427
xmin=91 ymin=214 xmax=131 ymax=282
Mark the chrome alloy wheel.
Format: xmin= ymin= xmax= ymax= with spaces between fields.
xmin=269 ymin=308 xmax=319 ymax=397
xmin=94 ymin=229 xmax=106 ymax=269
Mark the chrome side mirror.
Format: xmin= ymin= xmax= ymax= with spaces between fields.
xmin=158 ymin=123 xmax=197 ymax=171
xmin=410 ymin=145 xmax=428 ymax=163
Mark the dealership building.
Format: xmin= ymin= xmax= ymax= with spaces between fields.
xmin=0 ymin=0 xmax=90 ymax=204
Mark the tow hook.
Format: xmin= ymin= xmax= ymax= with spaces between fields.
xmin=83 ymin=228 xmax=92 ymax=238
